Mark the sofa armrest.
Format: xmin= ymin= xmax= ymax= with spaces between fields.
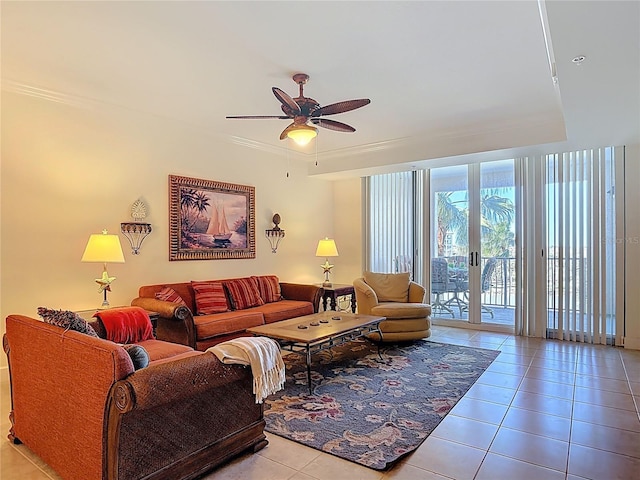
xmin=353 ymin=278 xmax=379 ymax=315
xmin=280 ymin=283 xmax=323 ymax=313
xmin=130 ymin=297 xmax=188 ymax=319
xmin=408 ymin=281 xmax=427 ymax=303
xmin=131 ymin=297 xmax=196 ymax=348
xmin=109 ymin=353 xmax=247 ymax=413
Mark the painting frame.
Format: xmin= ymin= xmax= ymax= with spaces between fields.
xmin=169 ymin=174 xmax=255 ymax=261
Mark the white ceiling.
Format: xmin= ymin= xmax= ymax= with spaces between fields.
xmin=2 ymin=1 xmax=638 ymax=178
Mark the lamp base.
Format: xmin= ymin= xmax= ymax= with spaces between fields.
xmin=102 ymin=290 xmax=110 ymax=307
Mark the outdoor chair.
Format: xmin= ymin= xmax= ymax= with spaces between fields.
xmin=430 ymin=258 xmax=455 ymax=317
xmin=460 ymin=257 xmax=498 ymax=318
xmin=479 ymin=257 xmax=498 ymax=318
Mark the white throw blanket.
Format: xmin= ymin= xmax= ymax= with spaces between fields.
xmin=207 ymin=337 xmax=285 ymax=404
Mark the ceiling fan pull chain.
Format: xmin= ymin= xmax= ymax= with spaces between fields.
xmin=286 ymin=141 xmax=290 ymax=178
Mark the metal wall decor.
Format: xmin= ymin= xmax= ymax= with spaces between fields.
xmin=265 ymin=213 xmax=285 ymax=253
xmin=121 ymin=199 xmax=152 ymax=255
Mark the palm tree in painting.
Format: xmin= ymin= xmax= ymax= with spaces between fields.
xmin=194 ymin=192 xmax=211 ymax=222
xmin=180 ymin=188 xmax=198 ymax=236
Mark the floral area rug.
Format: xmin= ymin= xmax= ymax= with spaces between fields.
xmin=264 ymin=339 xmax=499 ymax=470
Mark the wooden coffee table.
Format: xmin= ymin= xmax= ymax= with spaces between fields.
xmin=247 ymin=311 xmax=385 ymax=393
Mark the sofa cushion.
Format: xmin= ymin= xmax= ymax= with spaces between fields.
xmin=191 ymin=281 xmax=230 ymax=314
xmin=371 ymin=302 xmax=431 ymax=319
xmin=253 ymin=300 xmax=314 ymax=324
xmin=363 ymin=271 xmax=410 ymax=302
xmin=193 ymin=310 xmax=264 ymax=340
xmin=149 ymin=350 xmax=204 ymax=366
xmin=224 ymin=277 xmax=264 ymax=310
xmin=154 ymin=286 xmax=187 ymax=307
xmin=136 ymin=339 xmax=194 ymax=362
xmin=37 ymin=307 xmax=100 ymax=338
xmin=253 ymin=275 xmax=282 ymax=303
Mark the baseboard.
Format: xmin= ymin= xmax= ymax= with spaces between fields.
xmin=623 ymin=336 xmax=640 ymax=350
xmin=431 ymin=318 xmax=514 ymax=335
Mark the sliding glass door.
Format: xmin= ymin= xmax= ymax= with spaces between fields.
xmin=429 ymin=160 xmax=516 ymax=327
xmin=430 ymin=165 xmax=469 ymax=321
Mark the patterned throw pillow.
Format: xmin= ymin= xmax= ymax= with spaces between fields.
xmin=224 ymin=277 xmax=265 ymax=310
xmin=253 ymin=275 xmax=282 ymax=303
xmin=191 ymin=281 xmax=229 ymax=314
xmin=37 ymin=307 xmax=100 ymax=338
xmin=123 ymin=344 xmax=149 ymax=370
xmin=155 ymin=286 xmax=187 ymax=306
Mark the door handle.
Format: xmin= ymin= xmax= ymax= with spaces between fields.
xmin=475 ymin=252 xmax=479 ymax=266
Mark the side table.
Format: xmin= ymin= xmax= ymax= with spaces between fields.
xmin=76 ymin=307 xmax=159 ymax=338
xmin=315 ymin=283 xmax=356 ymax=313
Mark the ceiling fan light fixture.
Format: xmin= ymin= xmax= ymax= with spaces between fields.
xmin=287 ymin=124 xmax=318 ymax=146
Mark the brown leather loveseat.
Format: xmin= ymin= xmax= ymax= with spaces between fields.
xmin=131 ymin=275 xmax=322 ymax=351
xmin=4 ymin=313 xmax=267 ymax=480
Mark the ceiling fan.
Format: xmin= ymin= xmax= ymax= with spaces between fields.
xmin=226 ymin=73 xmax=371 ymax=146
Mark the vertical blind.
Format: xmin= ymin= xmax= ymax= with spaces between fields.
xmin=365 ymin=172 xmax=415 ymax=275
xmin=545 ymin=147 xmax=622 ymax=344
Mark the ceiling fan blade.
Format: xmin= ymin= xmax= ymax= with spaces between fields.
xmin=312 ymin=99 xmax=371 ymax=117
xmin=226 ymin=115 xmax=290 ymax=119
xmin=272 ymin=87 xmax=301 ymax=115
xmin=279 ymin=122 xmax=296 ymax=140
xmin=310 ymin=118 xmax=356 ymax=133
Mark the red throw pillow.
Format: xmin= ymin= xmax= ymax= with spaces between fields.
xmin=191 ymin=281 xmax=229 ymax=314
xmin=154 ymin=286 xmax=187 ymax=306
xmin=252 ymin=275 xmax=282 ymax=303
xmin=224 ymin=277 xmax=264 ymax=310
xmin=94 ymin=307 xmax=154 ymax=343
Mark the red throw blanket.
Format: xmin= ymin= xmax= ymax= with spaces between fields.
xmin=95 ymin=306 xmax=154 ymax=344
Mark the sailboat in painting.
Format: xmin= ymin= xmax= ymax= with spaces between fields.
xmin=206 ymin=203 xmax=233 ymax=241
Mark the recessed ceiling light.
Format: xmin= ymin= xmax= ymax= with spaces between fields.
xmin=572 ymin=55 xmax=586 ymax=65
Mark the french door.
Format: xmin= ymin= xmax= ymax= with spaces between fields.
xmin=429 ymin=160 xmax=517 ymax=327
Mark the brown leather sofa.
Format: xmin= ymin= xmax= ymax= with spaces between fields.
xmin=4 ymin=314 xmax=267 ymax=480
xmin=131 ymin=278 xmax=322 ymax=351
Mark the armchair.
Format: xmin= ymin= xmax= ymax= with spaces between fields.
xmin=353 ymin=271 xmax=432 ymax=342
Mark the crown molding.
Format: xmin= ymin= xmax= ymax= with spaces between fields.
xmin=1 ymin=79 xmax=100 ymax=109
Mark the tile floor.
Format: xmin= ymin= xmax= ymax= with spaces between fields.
xmin=2 ymin=325 xmax=640 ymax=480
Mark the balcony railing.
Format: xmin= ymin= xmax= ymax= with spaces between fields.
xmin=447 ymin=256 xmax=603 ymax=311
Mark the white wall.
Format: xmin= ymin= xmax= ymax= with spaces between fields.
xmin=0 ymin=92 xmax=334 ymax=366
xmin=332 ymin=178 xmax=363 ymax=285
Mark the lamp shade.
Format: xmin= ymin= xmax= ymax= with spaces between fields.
xmin=287 ymin=124 xmax=318 ymax=146
xmin=81 ymin=230 xmax=125 ymax=263
xmin=315 ymin=237 xmax=339 ymax=257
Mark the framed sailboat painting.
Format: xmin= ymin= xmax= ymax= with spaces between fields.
xmin=169 ymin=175 xmax=255 ymax=260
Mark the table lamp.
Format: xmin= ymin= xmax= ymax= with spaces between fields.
xmin=81 ymin=229 xmax=125 ymax=307
xmin=315 ymin=237 xmax=339 ymax=287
